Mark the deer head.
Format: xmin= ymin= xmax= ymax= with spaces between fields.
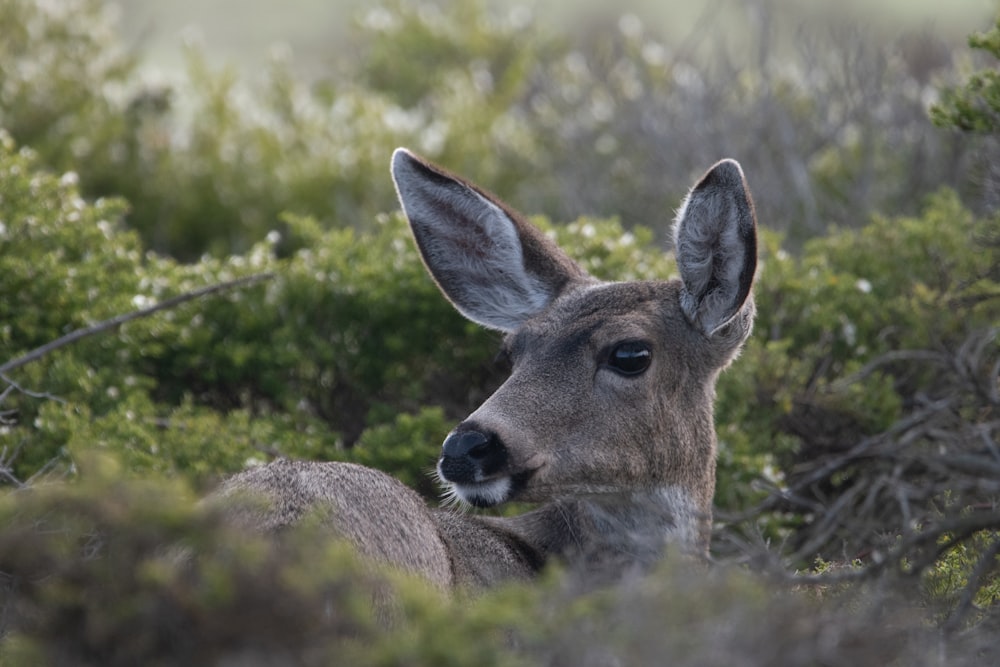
xmin=392 ymin=149 xmax=756 ymax=551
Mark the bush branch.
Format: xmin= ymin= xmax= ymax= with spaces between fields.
xmin=0 ymin=272 xmax=274 ymax=376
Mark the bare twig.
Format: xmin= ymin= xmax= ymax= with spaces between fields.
xmin=0 ymin=272 xmax=274 ymax=376
xmin=721 ymin=397 xmax=955 ymax=523
xmin=943 ymin=536 xmax=1000 ymax=635
xmin=831 ymin=349 xmax=949 ymax=389
xmin=0 ymin=373 xmax=67 ymax=404
xmin=0 ymin=444 xmax=27 ymax=489
xmin=714 ymin=324 xmax=1000 ymax=640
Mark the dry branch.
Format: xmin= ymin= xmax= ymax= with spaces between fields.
xmin=0 ymin=272 xmax=274 ymax=377
xmin=717 ymin=326 xmax=1000 ymax=630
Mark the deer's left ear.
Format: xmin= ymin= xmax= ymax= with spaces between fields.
xmin=391 ymin=148 xmax=589 ymax=332
xmin=673 ymin=159 xmax=757 ymax=336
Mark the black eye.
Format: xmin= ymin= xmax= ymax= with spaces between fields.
xmin=606 ymin=341 xmax=652 ymax=376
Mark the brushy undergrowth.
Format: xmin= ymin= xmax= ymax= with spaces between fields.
xmin=2 ymin=461 xmax=996 ymax=667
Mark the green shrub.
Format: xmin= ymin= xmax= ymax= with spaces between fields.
xmin=352 ymin=407 xmax=452 ymax=499
xmin=932 ymin=16 xmax=1000 ymax=133
xmin=0 ymin=0 xmax=136 ymax=176
xmin=3 ymin=458 xmax=978 ymax=666
xmin=0 ymin=459 xmax=384 ymax=665
xmin=0 ymin=135 xmax=306 ymax=483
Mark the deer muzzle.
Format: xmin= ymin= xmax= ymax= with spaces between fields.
xmin=438 ymin=428 xmax=512 ymax=507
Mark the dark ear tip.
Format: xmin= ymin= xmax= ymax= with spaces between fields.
xmin=392 ymin=146 xmax=414 ymax=160
xmin=391 ymin=148 xmax=453 ymax=190
xmin=391 ymin=147 xmax=418 ymax=176
xmin=714 ymin=158 xmax=743 ymax=173
xmin=691 ymin=159 xmax=746 ymax=195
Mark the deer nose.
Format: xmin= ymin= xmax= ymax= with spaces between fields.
xmin=439 ymin=429 xmax=508 ymax=483
xmin=442 ymin=430 xmax=492 ymax=458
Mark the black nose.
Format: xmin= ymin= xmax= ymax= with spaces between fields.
xmin=439 ymin=429 xmax=507 ymax=483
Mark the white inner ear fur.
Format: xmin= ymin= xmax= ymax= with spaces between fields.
xmin=673 ymin=181 xmax=750 ymax=336
xmin=401 ymin=177 xmax=554 ymax=333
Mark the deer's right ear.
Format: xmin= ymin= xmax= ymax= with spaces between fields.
xmin=391 ymin=148 xmax=588 ymax=332
xmin=673 ymin=159 xmax=758 ymax=337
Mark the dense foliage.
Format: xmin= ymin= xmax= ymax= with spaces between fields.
xmin=1 ymin=0 xmax=998 ymax=664
xmin=7 ymin=465 xmax=995 ymax=667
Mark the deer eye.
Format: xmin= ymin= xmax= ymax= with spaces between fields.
xmin=605 ymin=341 xmax=652 ymax=376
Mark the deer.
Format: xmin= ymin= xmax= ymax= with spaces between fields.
xmin=214 ymin=148 xmax=757 ymax=591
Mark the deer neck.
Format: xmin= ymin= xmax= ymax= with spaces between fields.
xmin=501 ymin=486 xmax=707 ymax=576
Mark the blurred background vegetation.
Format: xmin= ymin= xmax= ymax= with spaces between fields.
xmin=1 ymin=0 xmax=999 ymax=663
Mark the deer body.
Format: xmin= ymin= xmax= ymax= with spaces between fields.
xmin=216 ymin=149 xmax=757 ymax=589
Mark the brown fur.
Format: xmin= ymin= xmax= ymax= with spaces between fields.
xmin=215 ymin=150 xmax=758 ymax=588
